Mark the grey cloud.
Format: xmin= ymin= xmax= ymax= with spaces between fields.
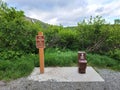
xmin=6 ymin=0 xmax=87 ymax=11
xmin=95 ymin=7 xmax=104 ymax=12
xmin=4 ymin=0 xmax=120 ymax=26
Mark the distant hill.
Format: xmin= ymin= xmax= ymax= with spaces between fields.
xmin=25 ymin=16 xmax=50 ymax=29
xmin=25 ymin=16 xmax=77 ymax=29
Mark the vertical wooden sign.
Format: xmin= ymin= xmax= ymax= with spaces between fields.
xmin=36 ymin=32 xmax=45 ymax=74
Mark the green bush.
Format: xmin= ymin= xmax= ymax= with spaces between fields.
xmin=43 ymin=25 xmax=61 ymax=48
xmin=0 ymin=50 xmax=24 ymax=60
xmin=0 ymin=1 xmax=39 ymax=53
xmin=107 ymin=49 xmax=120 ymax=61
xmin=58 ymin=29 xmax=79 ymax=50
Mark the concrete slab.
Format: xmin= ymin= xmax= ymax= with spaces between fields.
xmin=28 ymin=66 xmax=104 ymax=82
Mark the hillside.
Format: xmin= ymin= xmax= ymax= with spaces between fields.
xmin=25 ymin=16 xmax=50 ymax=29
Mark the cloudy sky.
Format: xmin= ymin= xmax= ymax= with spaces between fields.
xmin=3 ymin=0 xmax=120 ymax=26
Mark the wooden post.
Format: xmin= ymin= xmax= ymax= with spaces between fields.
xmin=39 ymin=47 xmax=44 ymax=74
xmin=37 ymin=32 xmax=44 ymax=74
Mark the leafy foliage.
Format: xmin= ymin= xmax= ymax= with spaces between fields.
xmin=76 ymin=16 xmax=120 ymax=53
xmin=107 ymin=49 xmax=120 ymax=61
xmin=0 ymin=1 xmax=119 ymax=55
xmin=0 ymin=1 xmax=39 ymax=53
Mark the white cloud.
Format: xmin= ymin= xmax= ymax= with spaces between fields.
xmin=3 ymin=0 xmax=120 ymax=26
xmin=47 ymin=17 xmax=58 ymax=25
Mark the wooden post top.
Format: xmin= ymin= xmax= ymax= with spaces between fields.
xmin=78 ymin=51 xmax=86 ymax=54
xmin=38 ymin=32 xmax=43 ymax=35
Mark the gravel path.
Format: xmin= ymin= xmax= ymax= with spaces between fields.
xmin=96 ymin=68 xmax=120 ymax=90
xmin=0 ymin=68 xmax=120 ymax=90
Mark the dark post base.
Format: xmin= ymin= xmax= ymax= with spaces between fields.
xmin=78 ymin=68 xmax=86 ymax=74
xmin=78 ymin=60 xmax=87 ymax=74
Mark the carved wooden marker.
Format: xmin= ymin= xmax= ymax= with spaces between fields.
xmin=36 ymin=32 xmax=45 ymax=74
xmin=78 ymin=51 xmax=87 ymax=74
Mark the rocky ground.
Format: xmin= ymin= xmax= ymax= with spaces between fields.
xmin=0 ymin=68 xmax=120 ymax=90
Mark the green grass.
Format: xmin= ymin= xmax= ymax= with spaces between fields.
xmin=34 ymin=48 xmax=77 ymax=67
xmin=87 ymin=54 xmax=120 ymax=70
xmin=45 ymin=49 xmax=77 ymax=66
xmin=0 ymin=48 xmax=120 ymax=81
xmin=0 ymin=54 xmax=35 ymax=81
xmin=36 ymin=48 xmax=120 ymax=70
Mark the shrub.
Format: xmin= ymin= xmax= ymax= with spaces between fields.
xmin=58 ymin=29 xmax=79 ymax=50
xmin=0 ymin=1 xmax=39 ymax=53
xmin=0 ymin=50 xmax=24 ymax=61
xmin=107 ymin=49 xmax=120 ymax=61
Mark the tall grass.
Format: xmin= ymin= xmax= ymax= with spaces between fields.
xmin=87 ymin=54 xmax=120 ymax=70
xmin=35 ymin=48 xmax=77 ymax=67
xmin=45 ymin=49 xmax=77 ymax=66
xmin=0 ymin=54 xmax=35 ymax=81
xmin=0 ymin=48 xmax=120 ymax=81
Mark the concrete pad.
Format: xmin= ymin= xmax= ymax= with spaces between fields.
xmin=28 ymin=66 xmax=104 ymax=82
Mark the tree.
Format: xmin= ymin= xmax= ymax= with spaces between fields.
xmin=0 ymin=0 xmax=39 ymax=53
xmin=114 ymin=19 xmax=120 ymax=24
xmin=77 ymin=16 xmax=109 ymax=52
